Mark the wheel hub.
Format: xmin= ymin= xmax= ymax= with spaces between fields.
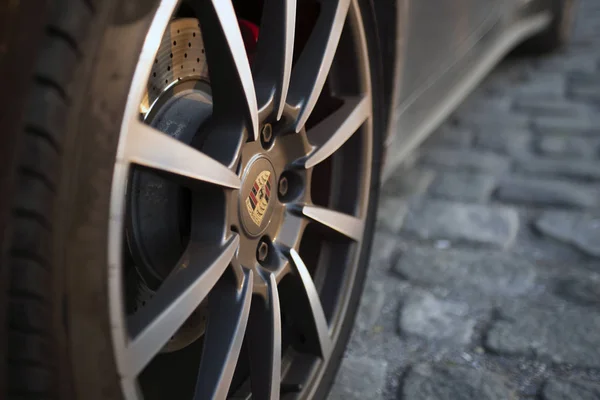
xmin=239 ymin=156 xmax=277 ymax=236
xmin=230 ymin=123 xmax=311 ymax=272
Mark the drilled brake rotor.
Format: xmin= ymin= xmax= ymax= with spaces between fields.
xmin=140 ymin=18 xmax=210 ymax=115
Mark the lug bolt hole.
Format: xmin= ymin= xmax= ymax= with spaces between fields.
xmin=278 ymin=171 xmax=303 ymax=202
xmin=257 ymin=240 xmax=269 ymax=262
xmin=279 ymin=176 xmax=288 ymax=197
xmin=260 ymin=123 xmax=273 ymax=148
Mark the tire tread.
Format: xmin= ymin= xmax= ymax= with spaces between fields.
xmin=6 ymin=0 xmax=96 ymax=398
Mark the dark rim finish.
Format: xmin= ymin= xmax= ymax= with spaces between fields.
xmin=108 ymin=0 xmax=373 ymax=398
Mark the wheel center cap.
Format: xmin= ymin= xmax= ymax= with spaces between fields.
xmin=239 ymin=156 xmax=277 ymax=236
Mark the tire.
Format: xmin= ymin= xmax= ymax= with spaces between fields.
xmin=0 ymin=0 xmax=384 ymax=399
xmin=519 ymin=0 xmax=577 ymax=53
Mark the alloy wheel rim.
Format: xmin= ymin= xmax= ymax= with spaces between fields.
xmin=107 ymin=0 xmax=373 ymax=398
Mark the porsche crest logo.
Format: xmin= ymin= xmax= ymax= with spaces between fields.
xmin=245 ymin=171 xmax=272 ymax=226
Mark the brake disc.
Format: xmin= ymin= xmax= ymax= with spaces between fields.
xmin=140 ymin=18 xmax=210 ymax=116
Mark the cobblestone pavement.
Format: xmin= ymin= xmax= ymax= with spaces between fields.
xmin=330 ymin=2 xmax=600 ymax=399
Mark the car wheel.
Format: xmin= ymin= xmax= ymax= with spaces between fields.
xmin=518 ymin=0 xmax=578 ymax=53
xmin=1 ymin=0 xmax=383 ymax=399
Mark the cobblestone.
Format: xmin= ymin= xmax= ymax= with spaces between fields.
xmin=542 ymin=379 xmax=600 ymax=400
xmin=553 ymin=277 xmax=600 ymax=307
xmin=456 ymin=112 xmax=531 ymax=131
xmin=330 ymin=356 xmax=388 ymax=400
xmin=536 ymin=211 xmax=600 ymax=258
xmin=569 ymin=73 xmax=600 ymax=102
xmin=569 ymin=85 xmax=600 ymax=103
xmin=369 ymin=233 xmax=400 ymax=268
xmin=428 ymin=171 xmax=496 ymax=203
xmin=393 ymin=247 xmax=537 ymax=296
xmin=398 ymin=292 xmax=476 ymax=344
xmin=401 ymin=364 xmax=515 ymax=400
xmin=533 ymin=115 xmax=597 ymax=135
xmin=486 ymin=303 xmax=600 ymax=367
xmin=356 ymin=281 xmax=387 ymax=331
xmin=426 ymin=126 xmax=473 ymax=148
xmin=377 ymin=197 xmax=408 ymax=233
xmin=538 ymin=54 xmax=598 ymax=73
xmin=382 ymin=168 xmax=435 ymax=197
xmin=515 ymin=157 xmax=600 ymax=181
xmin=420 ymin=148 xmax=511 ymax=174
xmin=513 ymin=97 xmax=591 ymax=118
xmin=511 ymin=220 xmax=588 ymax=263
xmin=457 ymin=94 xmax=512 ymax=114
xmin=535 ymin=135 xmax=598 ymax=158
xmin=515 ymin=72 xmax=566 ymax=98
xmin=473 ymin=127 xmax=532 ymax=156
xmin=494 ymin=176 xmax=600 ymax=208
xmin=402 ymin=200 xmax=519 ymax=248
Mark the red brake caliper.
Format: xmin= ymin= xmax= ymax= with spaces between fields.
xmin=238 ymin=19 xmax=259 ymax=64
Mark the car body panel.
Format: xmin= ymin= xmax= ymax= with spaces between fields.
xmin=380 ymin=0 xmax=553 ymax=180
xmin=398 ymin=0 xmax=498 ymax=106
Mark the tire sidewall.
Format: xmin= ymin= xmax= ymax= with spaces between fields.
xmin=57 ymin=2 xmax=158 ymax=399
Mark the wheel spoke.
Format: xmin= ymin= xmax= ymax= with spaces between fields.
xmin=304 ymin=96 xmax=370 ymax=169
xmin=253 ymin=0 xmax=296 ymax=120
xmin=124 ymin=236 xmax=239 ymax=377
xmin=121 ymin=120 xmax=240 ymax=189
xmin=121 ymin=0 xmax=179 ymax=125
xmin=194 ymin=0 xmax=259 ymax=140
xmin=288 ymin=249 xmax=332 ymax=359
xmin=287 ymin=0 xmax=351 ymax=132
xmin=302 ymin=205 xmax=364 ymax=241
xmin=194 ymin=270 xmax=253 ymax=400
xmin=247 ymin=273 xmax=281 ymax=400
